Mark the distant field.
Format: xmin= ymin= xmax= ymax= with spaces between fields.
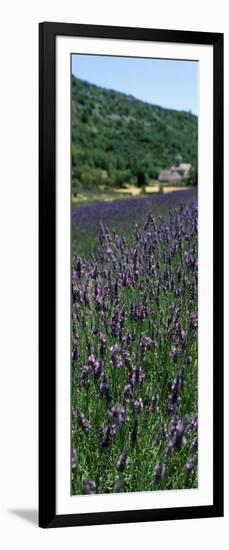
xmin=72 ymin=185 xmax=192 ymax=208
xmin=72 ymin=187 xmax=197 ymax=258
xmin=72 ymin=188 xmax=136 ymax=205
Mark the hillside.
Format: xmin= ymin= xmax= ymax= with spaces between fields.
xmin=72 ymin=76 xmax=198 ymax=195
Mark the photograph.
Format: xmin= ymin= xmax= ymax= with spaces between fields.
xmin=71 ymin=54 xmax=199 ymax=496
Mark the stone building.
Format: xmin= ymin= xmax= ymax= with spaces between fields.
xmin=159 ymin=154 xmax=191 ymax=186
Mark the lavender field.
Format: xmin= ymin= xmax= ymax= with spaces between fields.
xmin=72 ymin=188 xmax=197 ymax=257
xmin=71 ymin=190 xmax=198 ymax=495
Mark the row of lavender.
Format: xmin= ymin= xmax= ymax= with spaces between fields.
xmin=72 ymin=188 xmax=197 ymax=235
xmin=71 ymin=199 xmax=198 ymax=495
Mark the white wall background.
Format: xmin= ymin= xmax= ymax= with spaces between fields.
xmin=0 ymin=0 xmax=228 ymax=547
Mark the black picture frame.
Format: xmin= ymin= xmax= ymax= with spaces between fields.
xmin=39 ymin=22 xmax=224 ymax=528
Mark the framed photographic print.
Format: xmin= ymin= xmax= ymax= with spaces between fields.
xmin=39 ymin=22 xmax=224 ymax=528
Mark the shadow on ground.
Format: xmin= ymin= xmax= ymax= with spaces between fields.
xmin=9 ymin=509 xmax=38 ymax=526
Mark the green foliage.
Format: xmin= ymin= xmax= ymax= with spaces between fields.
xmin=72 ymin=76 xmax=198 ymax=194
xmin=137 ymin=171 xmax=147 ymax=188
xmin=188 ymin=161 xmax=198 ymax=186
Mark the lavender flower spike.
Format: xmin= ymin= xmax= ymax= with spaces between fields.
xmin=117 ymin=451 xmax=128 ymax=473
xmin=154 ymin=463 xmax=165 ymax=483
xmin=72 ymin=448 xmax=77 ymax=470
xmin=134 ymin=397 xmax=144 ymax=414
xmin=82 ymin=480 xmax=97 ymax=495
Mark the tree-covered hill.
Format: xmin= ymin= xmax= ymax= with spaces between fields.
xmin=72 ymin=76 xmax=198 ymax=195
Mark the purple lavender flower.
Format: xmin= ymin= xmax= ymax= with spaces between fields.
xmin=93 ymin=358 xmax=104 ymax=379
xmin=123 ymin=383 xmax=132 ymax=403
xmin=72 ymin=448 xmax=77 ymax=470
xmin=190 ymin=414 xmax=198 ymax=431
xmin=82 ymin=480 xmax=97 ymax=495
xmin=191 ymin=435 xmax=198 ymax=453
xmin=177 ymin=325 xmax=187 ymax=345
xmin=110 ymin=344 xmax=123 ymax=369
xmin=101 ymin=424 xmax=116 ymax=450
xmin=107 ymin=405 xmax=129 ymax=425
xmin=140 ymin=335 xmax=153 ymax=350
xmin=79 ymin=365 xmax=91 ymax=386
xmin=95 ymin=294 xmax=105 ymax=312
xmin=168 ymin=419 xmax=187 ymax=451
xmin=116 ymin=451 xmax=128 ymax=472
xmin=171 ymin=345 xmax=178 ymax=361
xmin=123 ymin=350 xmax=132 ymax=368
xmin=99 ymin=378 xmax=112 ymax=402
xmin=185 ymin=459 xmax=194 ymax=480
xmin=88 ymin=353 xmax=96 ymax=367
xmin=77 ymin=411 xmax=91 ymax=434
xmin=190 ymin=312 xmax=198 ymax=334
xmin=128 ymin=365 xmax=145 ymax=386
xmin=167 ymin=439 xmax=175 ymax=453
xmin=154 ymin=463 xmax=165 ymax=483
xmin=168 ymin=371 xmax=184 ymax=412
xmin=134 ymin=397 xmax=144 ymax=414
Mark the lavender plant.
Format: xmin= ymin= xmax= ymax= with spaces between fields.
xmin=71 ymin=195 xmax=198 ymax=495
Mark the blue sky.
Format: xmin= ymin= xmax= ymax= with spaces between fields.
xmin=72 ymin=54 xmax=198 ymax=115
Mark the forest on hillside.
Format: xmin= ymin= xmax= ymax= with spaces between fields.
xmin=72 ymin=76 xmax=198 ymax=196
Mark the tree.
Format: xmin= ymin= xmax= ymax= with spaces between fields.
xmin=136 ymin=170 xmax=146 ymax=188
xmin=188 ymin=163 xmax=198 ymax=186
